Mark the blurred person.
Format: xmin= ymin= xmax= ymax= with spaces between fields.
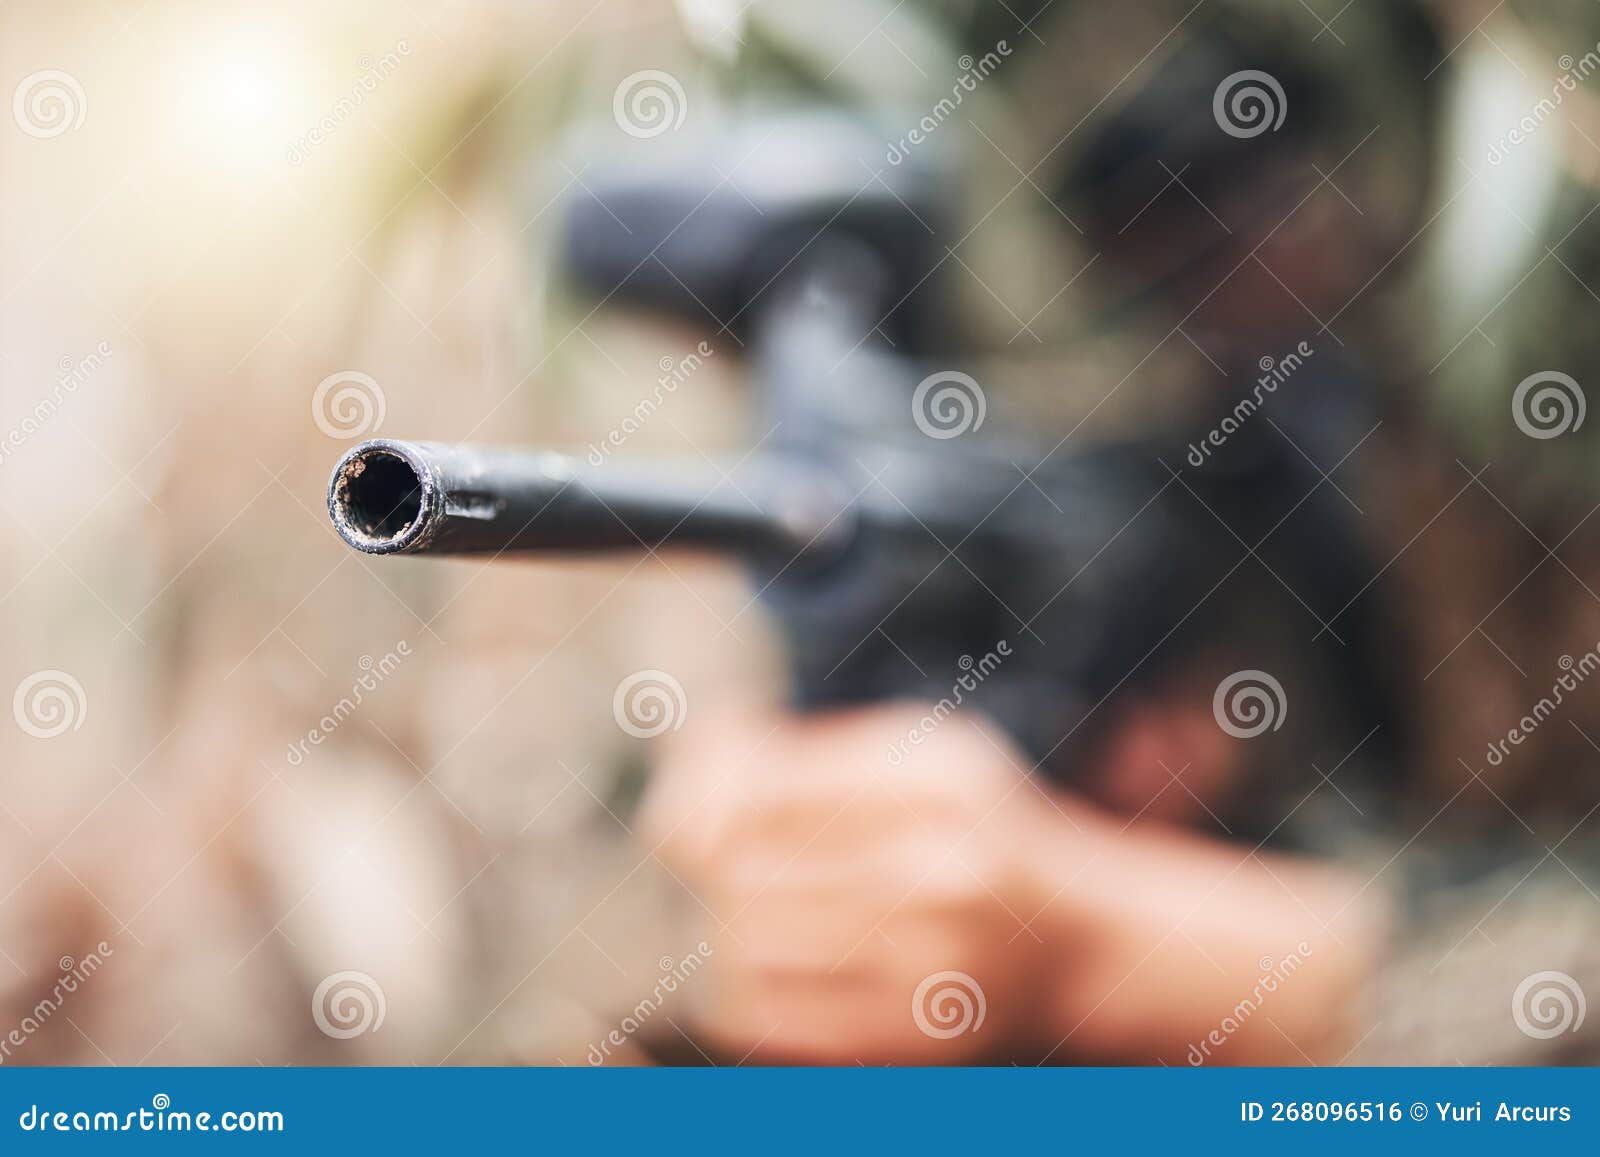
xmin=615 ymin=0 xmax=1600 ymax=1065
xmin=7 ymin=0 xmax=1600 ymax=1073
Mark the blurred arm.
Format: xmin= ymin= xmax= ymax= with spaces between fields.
xmin=639 ymin=702 xmax=1385 ymax=1065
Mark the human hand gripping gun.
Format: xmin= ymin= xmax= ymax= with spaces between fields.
xmin=325 ymin=118 xmax=1398 ymax=828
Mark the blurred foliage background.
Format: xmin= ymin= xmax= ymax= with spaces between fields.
xmin=0 ymin=0 xmax=779 ymax=1064
xmin=6 ymin=0 xmax=1600 ymax=1065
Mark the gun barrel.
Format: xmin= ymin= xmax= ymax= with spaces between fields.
xmin=327 ymin=439 xmax=852 ymax=559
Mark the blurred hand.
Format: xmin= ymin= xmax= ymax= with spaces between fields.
xmin=639 ymin=702 xmax=1073 ymax=1063
xmin=639 ymin=702 xmax=1383 ymax=1065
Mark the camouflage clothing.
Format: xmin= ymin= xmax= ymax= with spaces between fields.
xmin=738 ymin=0 xmax=1600 ymax=1063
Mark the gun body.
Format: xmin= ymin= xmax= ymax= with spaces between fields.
xmin=328 ymin=117 xmax=1399 ymax=819
xmin=328 ymin=422 xmax=1255 ymax=780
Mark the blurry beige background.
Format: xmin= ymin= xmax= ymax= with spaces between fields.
xmin=0 ymin=0 xmax=776 ymax=1064
xmin=9 ymin=0 xmax=1600 ymax=1068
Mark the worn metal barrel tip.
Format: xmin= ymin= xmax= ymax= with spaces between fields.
xmin=327 ymin=439 xmax=441 ymax=555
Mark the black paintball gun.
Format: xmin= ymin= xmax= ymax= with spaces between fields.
xmin=326 ymin=117 xmax=1399 ymax=838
